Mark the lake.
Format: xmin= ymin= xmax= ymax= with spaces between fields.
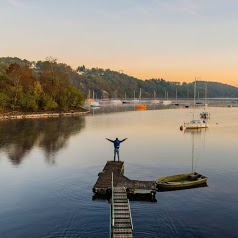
xmin=0 ymin=105 xmax=238 ymax=238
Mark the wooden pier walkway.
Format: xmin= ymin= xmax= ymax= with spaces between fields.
xmin=111 ymin=186 xmax=133 ymax=238
xmin=93 ymin=161 xmax=157 ymax=237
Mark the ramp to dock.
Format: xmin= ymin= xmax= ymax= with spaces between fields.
xmin=111 ymin=187 xmax=133 ymax=238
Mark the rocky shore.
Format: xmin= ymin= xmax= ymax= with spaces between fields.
xmin=0 ymin=108 xmax=89 ymax=120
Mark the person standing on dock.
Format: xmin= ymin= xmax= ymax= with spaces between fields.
xmin=106 ymin=137 xmax=128 ymax=161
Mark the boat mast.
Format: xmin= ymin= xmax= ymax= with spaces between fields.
xmin=192 ymin=131 xmax=194 ymax=173
xmin=176 ymin=88 xmax=177 ymax=103
xmin=205 ymin=82 xmax=207 ymax=106
xmin=193 ymin=79 xmax=196 ymax=119
xmin=139 ymin=88 xmax=141 ymax=101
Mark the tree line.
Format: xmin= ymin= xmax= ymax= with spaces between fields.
xmin=1 ymin=57 xmax=238 ymax=113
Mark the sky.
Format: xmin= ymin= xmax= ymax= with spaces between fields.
xmin=0 ymin=0 xmax=238 ymax=87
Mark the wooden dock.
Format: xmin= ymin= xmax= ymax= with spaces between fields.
xmin=93 ymin=161 xmax=157 ymax=201
xmin=93 ymin=161 xmax=157 ymax=237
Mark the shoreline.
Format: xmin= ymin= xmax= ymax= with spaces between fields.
xmin=0 ymin=108 xmax=89 ymax=120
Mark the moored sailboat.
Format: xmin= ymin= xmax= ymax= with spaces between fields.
xmin=200 ymin=83 xmax=210 ymax=119
xmin=90 ymin=90 xmax=100 ymax=107
xmin=151 ymin=90 xmax=160 ymax=104
xmin=184 ymin=80 xmax=208 ymax=129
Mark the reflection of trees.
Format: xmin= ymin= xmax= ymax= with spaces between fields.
xmin=0 ymin=117 xmax=85 ymax=165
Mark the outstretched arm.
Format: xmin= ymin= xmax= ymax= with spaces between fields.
xmin=120 ymin=138 xmax=128 ymax=143
xmin=106 ymin=138 xmax=114 ymax=143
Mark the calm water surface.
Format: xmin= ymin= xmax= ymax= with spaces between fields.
xmin=0 ymin=106 xmax=238 ymax=238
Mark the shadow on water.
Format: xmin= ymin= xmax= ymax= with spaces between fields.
xmin=157 ymin=183 xmax=208 ymax=192
xmin=0 ymin=117 xmax=85 ymax=165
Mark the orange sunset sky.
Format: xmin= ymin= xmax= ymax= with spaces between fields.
xmin=1 ymin=0 xmax=238 ymax=87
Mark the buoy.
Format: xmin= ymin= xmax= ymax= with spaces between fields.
xmin=180 ymin=126 xmax=183 ymax=131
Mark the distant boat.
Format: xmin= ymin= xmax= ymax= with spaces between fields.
xmin=90 ymin=101 xmax=100 ymax=107
xmin=110 ymin=99 xmax=122 ymax=104
xmin=173 ymin=88 xmax=179 ymax=106
xmin=122 ymin=92 xmax=130 ymax=104
xmin=100 ymin=98 xmax=109 ymax=102
xmin=85 ymin=90 xmax=94 ymax=104
xmin=85 ymin=99 xmax=94 ymax=103
xmin=151 ymin=91 xmax=160 ymax=104
xmin=123 ymin=91 xmax=139 ymax=104
xmin=196 ymin=89 xmax=202 ymax=105
xmin=162 ymin=90 xmax=172 ymax=105
xmin=200 ymin=111 xmax=210 ymax=119
xmin=184 ymin=119 xmax=208 ymax=129
xmin=200 ymin=84 xmax=211 ymax=119
xmin=162 ymin=100 xmax=172 ymax=105
xmin=151 ymin=99 xmax=160 ymax=104
xmin=111 ymin=90 xmax=122 ymax=104
xmin=87 ymin=90 xmax=100 ymax=107
xmin=184 ymin=79 xmax=208 ymax=129
xmin=135 ymin=104 xmax=147 ymax=110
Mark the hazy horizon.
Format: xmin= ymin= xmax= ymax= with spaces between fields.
xmin=1 ymin=0 xmax=238 ymax=87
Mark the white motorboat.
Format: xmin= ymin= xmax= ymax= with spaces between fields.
xmin=184 ymin=119 xmax=208 ymax=129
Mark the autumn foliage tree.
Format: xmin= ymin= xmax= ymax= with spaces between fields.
xmin=0 ymin=58 xmax=85 ymax=112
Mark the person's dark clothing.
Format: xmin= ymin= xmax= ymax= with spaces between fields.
xmin=106 ymin=138 xmax=127 ymax=161
xmin=107 ymin=138 xmax=126 ymax=149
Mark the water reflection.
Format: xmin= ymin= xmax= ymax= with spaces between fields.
xmin=183 ymin=128 xmax=207 ymax=134
xmin=0 ymin=117 xmax=85 ymax=165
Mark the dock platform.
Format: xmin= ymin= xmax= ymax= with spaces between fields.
xmin=93 ymin=161 xmax=157 ymax=202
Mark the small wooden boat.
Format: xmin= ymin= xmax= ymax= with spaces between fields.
xmin=156 ymin=172 xmax=207 ymax=191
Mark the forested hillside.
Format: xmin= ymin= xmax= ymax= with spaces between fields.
xmin=1 ymin=57 xmax=238 ymax=112
xmin=74 ymin=66 xmax=238 ymax=99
